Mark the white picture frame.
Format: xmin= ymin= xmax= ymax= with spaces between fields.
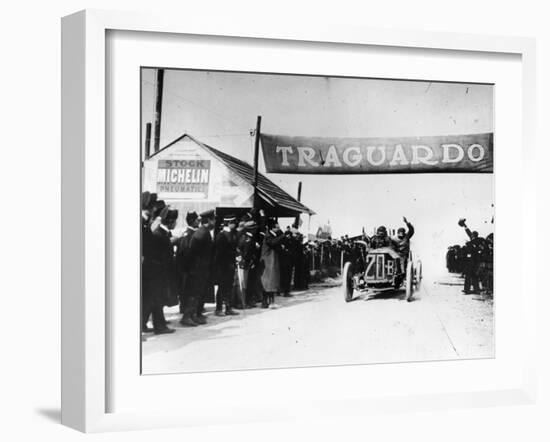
xmin=61 ymin=9 xmax=537 ymax=433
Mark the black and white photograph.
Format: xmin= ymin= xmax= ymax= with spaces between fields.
xmin=140 ymin=68 xmax=494 ymax=375
xmin=7 ymin=0 xmax=549 ymax=438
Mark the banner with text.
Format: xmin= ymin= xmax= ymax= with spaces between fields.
xmin=260 ymin=133 xmax=493 ymax=174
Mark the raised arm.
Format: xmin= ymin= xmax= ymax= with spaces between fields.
xmin=458 ymin=218 xmax=473 ymax=239
xmin=404 ymin=217 xmax=415 ymax=239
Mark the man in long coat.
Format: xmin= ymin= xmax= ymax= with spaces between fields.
xmin=458 ymin=218 xmax=485 ymax=294
xmin=176 ymin=211 xmax=200 ymax=327
xmin=214 ymin=216 xmax=240 ymax=316
xmin=279 ymin=229 xmax=294 ymax=297
xmin=237 ymin=221 xmax=261 ymax=308
xmin=186 ymin=209 xmax=216 ymax=325
xmin=148 ymin=207 xmax=179 ymax=334
xmin=141 ymin=192 xmax=157 ymax=333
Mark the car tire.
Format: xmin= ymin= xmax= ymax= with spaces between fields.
xmin=343 ymin=261 xmax=354 ymax=303
xmin=415 ymin=260 xmax=423 ymax=290
xmin=405 ymin=260 xmax=414 ymax=302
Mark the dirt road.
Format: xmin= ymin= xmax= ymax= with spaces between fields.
xmin=142 ymin=274 xmax=494 ymax=374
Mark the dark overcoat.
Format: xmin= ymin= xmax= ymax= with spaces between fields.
xmin=187 ymin=225 xmax=215 ymax=302
xmin=175 ymin=227 xmax=196 ymax=292
xmin=150 ymin=226 xmax=179 ymax=307
xmin=141 ymin=217 xmax=156 ymax=302
xmin=214 ymin=229 xmax=237 ymax=286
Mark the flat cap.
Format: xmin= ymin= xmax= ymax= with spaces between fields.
xmin=199 ymin=209 xmax=216 ymax=220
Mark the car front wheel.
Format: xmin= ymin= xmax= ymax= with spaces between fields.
xmin=343 ymin=262 xmax=354 ymax=303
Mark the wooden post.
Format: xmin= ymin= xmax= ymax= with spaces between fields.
xmin=294 ymin=181 xmax=302 ymax=228
xmin=153 ymin=68 xmax=164 ymax=153
xmin=144 ymin=122 xmax=152 ymax=159
xmin=252 ymin=115 xmax=262 ymax=208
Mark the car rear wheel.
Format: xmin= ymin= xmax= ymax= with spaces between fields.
xmin=343 ymin=262 xmax=354 ymax=303
xmin=415 ymin=260 xmax=423 ymax=290
xmin=405 ymin=260 xmax=414 ymax=302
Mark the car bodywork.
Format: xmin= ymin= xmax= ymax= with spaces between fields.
xmin=343 ymin=244 xmax=422 ymax=302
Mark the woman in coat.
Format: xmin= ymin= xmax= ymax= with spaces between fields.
xmin=260 ymin=218 xmax=284 ymax=308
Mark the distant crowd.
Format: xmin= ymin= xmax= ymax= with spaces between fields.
xmin=141 ymin=191 xmax=314 ymax=335
xmin=446 ymin=219 xmax=493 ymax=295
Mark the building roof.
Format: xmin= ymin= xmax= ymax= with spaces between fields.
xmin=149 ymin=134 xmax=315 ymax=216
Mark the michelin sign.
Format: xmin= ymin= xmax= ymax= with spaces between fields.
xmin=156 ymin=159 xmax=211 ymax=193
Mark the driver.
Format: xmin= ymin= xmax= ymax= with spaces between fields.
xmin=369 ymin=225 xmax=395 ymax=249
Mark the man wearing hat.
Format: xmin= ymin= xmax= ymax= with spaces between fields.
xmin=141 ymin=192 xmax=157 ymax=333
xmin=187 ymin=209 xmax=217 ymax=324
xmin=458 ymin=218 xmax=485 ymax=294
xmin=213 ymin=215 xmax=240 ymax=316
xmin=176 ymin=211 xmax=200 ymax=327
xmin=279 ymin=228 xmax=294 ymax=297
xmin=145 ymin=206 xmax=179 ymax=334
xmin=149 ymin=199 xmax=167 ymax=232
xmin=369 ymin=225 xmax=396 ymax=249
xmin=237 ymin=220 xmax=260 ymax=308
xmin=481 ymin=233 xmax=493 ymax=295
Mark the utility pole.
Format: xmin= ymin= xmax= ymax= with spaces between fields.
xmin=153 ymin=68 xmax=164 ymax=153
xmin=294 ymin=181 xmax=302 ymax=228
xmin=144 ymin=122 xmax=152 ymax=159
xmin=252 ymin=115 xmax=262 ymax=208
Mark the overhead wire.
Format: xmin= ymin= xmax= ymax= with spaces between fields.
xmin=141 ymin=79 xmax=254 ymax=134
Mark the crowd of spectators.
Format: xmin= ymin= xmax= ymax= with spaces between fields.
xmin=141 ymin=191 xmax=313 ymax=335
xmin=446 ymin=218 xmax=493 ymax=296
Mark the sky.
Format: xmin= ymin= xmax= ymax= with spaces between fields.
xmin=141 ymin=68 xmax=494 ymax=275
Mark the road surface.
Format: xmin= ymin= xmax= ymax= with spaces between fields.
xmin=142 ymin=274 xmax=494 ymax=374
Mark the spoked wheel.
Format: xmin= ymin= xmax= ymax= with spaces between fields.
xmin=415 ymin=260 xmax=423 ymax=290
xmin=405 ymin=260 xmax=414 ymax=302
xmin=343 ymin=262 xmax=354 ymax=303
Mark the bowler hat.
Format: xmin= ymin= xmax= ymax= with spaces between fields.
xmin=185 ymin=211 xmax=199 ymax=225
xmin=141 ymin=191 xmax=158 ymax=211
xmin=160 ymin=207 xmax=178 ymax=224
xmin=152 ymin=200 xmax=166 ymax=218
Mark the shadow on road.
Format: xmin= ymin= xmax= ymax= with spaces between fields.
xmin=142 ymin=289 xmax=330 ymax=356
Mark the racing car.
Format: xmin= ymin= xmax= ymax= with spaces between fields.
xmin=342 ymin=243 xmax=422 ymax=302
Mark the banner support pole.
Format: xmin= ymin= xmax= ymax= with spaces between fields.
xmin=253 ymin=115 xmax=262 ymax=208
